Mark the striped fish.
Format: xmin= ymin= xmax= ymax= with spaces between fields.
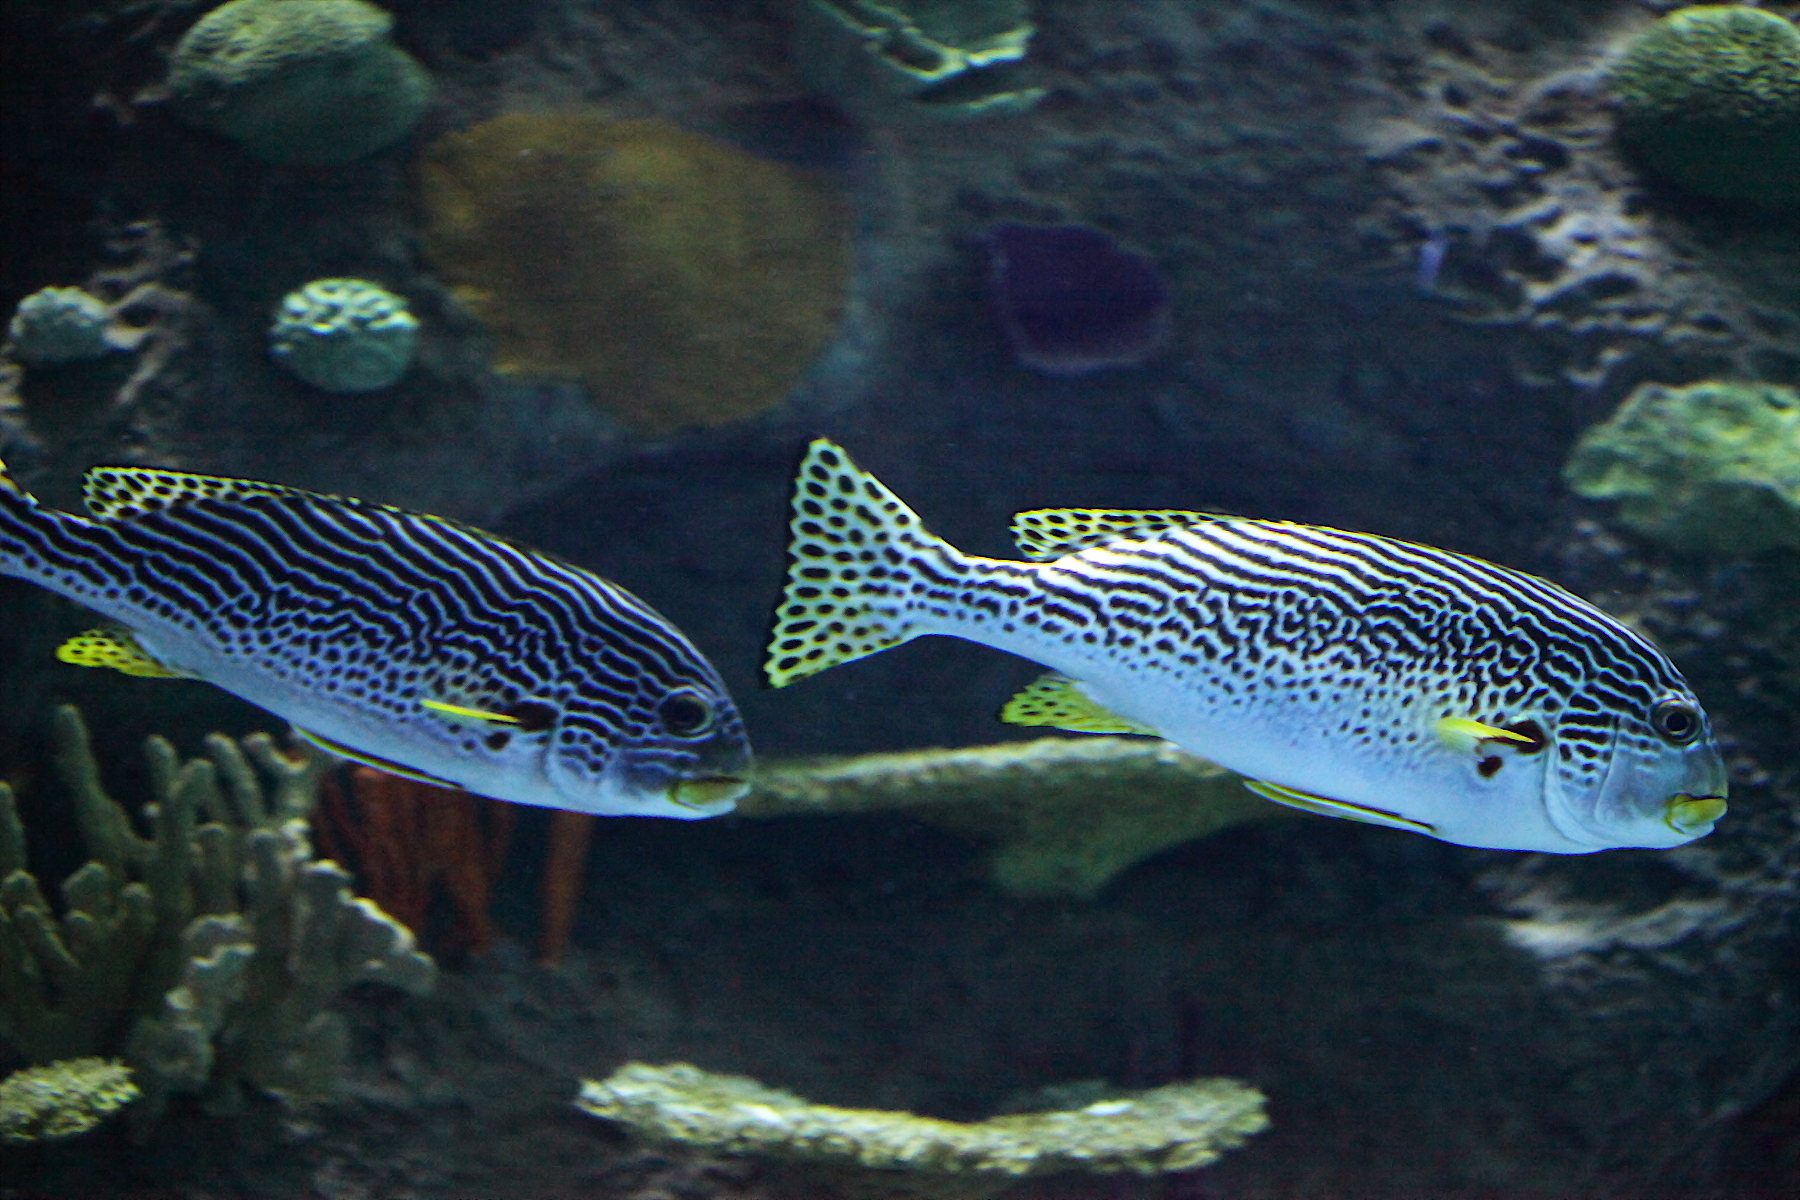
xmin=765 ymin=440 xmax=1726 ymax=853
xmin=0 ymin=461 xmax=750 ymax=818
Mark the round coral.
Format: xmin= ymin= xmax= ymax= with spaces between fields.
xmin=419 ymin=113 xmax=850 ymax=435
xmin=1609 ymin=6 xmax=1800 ymax=206
xmin=167 ymin=0 xmax=432 ymax=166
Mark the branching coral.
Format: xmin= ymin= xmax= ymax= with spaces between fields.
xmin=419 ymin=112 xmax=850 ymax=435
xmin=0 ymin=706 xmax=434 ymax=1124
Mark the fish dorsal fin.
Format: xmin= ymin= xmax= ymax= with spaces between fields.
xmin=55 ymin=628 xmax=194 ymax=679
xmin=82 ymin=467 xmax=316 ymax=521
xmin=1000 ymin=672 xmax=1159 ymax=736
xmin=1010 ymin=509 xmax=1225 ymax=562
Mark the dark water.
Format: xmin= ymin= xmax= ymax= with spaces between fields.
xmin=1 ymin=1 xmax=1798 ymax=1198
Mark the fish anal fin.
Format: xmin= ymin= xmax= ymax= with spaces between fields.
xmin=1010 ymin=509 xmax=1227 ymax=562
xmin=292 ymin=727 xmax=463 ymax=789
xmin=82 ymin=467 xmax=317 ymax=521
xmin=1000 ymin=672 xmax=1159 ymax=736
xmin=55 ymin=629 xmax=192 ymax=679
xmin=1243 ymin=778 xmax=1436 ymax=835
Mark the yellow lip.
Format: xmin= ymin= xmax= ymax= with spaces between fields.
xmin=1664 ymin=794 xmax=1727 ymax=835
xmin=672 ymin=775 xmax=749 ymax=810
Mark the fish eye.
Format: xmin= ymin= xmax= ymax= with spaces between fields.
xmin=658 ymin=690 xmax=715 ymax=738
xmin=1649 ymin=699 xmax=1701 ymax=745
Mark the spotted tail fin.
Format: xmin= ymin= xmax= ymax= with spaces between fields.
xmin=765 ymin=439 xmax=952 ymax=688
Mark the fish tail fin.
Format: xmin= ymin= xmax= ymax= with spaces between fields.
xmin=765 ymin=438 xmax=957 ymax=688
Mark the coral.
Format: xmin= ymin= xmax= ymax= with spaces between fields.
xmin=984 ymin=223 xmax=1171 ymax=375
xmin=577 ymin=1061 xmax=1267 ymax=1196
xmin=791 ymin=0 xmax=1045 ymax=121
xmin=1563 ymin=379 xmax=1800 ymax=554
xmin=166 ymin=0 xmax=433 ymax=166
xmin=536 ymin=809 xmax=594 ymax=968
xmin=0 ymin=1057 xmax=137 ymax=1142
xmin=0 ymin=706 xmax=433 ymax=1124
xmin=267 ymin=278 xmax=419 ymax=393
xmin=315 ymin=766 xmax=513 ymax=959
xmin=419 ymin=112 xmax=850 ymax=435
xmin=7 ymin=288 xmax=115 ymax=367
xmin=1608 ymin=6 xmax=1800 ymax=207
xmin=740 ymin=738 xmax=1286 ymax=899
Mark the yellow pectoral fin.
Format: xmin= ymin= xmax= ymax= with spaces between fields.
xmin=1433 ymin=715 xmax=1536 ymax=755
xmin=420 ymin=698 xmax=522 ymax=728
xmin=1000 ymin=672 xmax=1160 ymax=736
xmin=1243 ymin=779 xmax=1437 ymax=835
xmin=292 ymin=728 xmax=463 ymax=789
xmin=55 ymin=629 xmax=192 ymax=679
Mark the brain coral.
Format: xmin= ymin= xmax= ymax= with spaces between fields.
xmin=1608 ymin=5 xmax=1800 ymax=206
xmin=419 ymin=113 xmax=850 ymax=435
xmin=168 ymin=0 xmax=432 ymax=166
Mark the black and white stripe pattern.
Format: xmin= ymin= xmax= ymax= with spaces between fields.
xmin=0 ymin=467 xmax=747 ymax=809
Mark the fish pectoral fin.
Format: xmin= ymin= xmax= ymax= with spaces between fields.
xmin=1000 ymin=672 xmax=1159 ymax=736
xmin=1243 ymin=779 xmax=1437 ymax=835
xmin=1009 ymin=509 xmax=1226 ymax=561
xmin=55 ymin=629 xmax=193 ymax=679
xmin=292 ymin=728 xmax=463 ymax=790
xmin=1432 ymin=715 xmax=1536 ymax=755
xmin=420 ymin=698 xmax=523 ymax=727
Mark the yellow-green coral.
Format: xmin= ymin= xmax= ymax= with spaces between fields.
xmin=740 ymin=737 xmax=1290 ymax=898
xmin=577 ymin=1062 xmax=1267 ymax=1189
xmin=0 ymin=1057 xmax=137 ymax=1142
xmin=0 ymin=706 xmax=433 ymax=1126
xmin=420 ymin=113 xmax=850 ymax=435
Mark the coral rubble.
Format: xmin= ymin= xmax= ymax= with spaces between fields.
xmin=0 ymin=1058 xmax=137 ymax=1143
xmin=419 ymin=112 xmax=850 ymax=435
xmin=791 ymin=0 xmax=1046 ymax=122
xmin=741 ymin=737 xmax=1284 ymax=898
xmin=0 ymin=706 xmax=433 ymax=1124
xmin=577 ymin=1061 xmax=1266 ymax=1196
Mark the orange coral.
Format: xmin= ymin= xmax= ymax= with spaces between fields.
xmin=419 ymin=112 xmax=851 ymax=435
xmin=316 ymin=767 xmax=514 ymax=958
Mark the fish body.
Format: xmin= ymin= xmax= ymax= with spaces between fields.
xmin=766 ymin=440 xmax=1726 ymax=853
xmin=0 ymin=463 xmax=750 ymax=818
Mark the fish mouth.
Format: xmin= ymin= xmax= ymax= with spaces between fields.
xmin=1664 ymin=794 xmax=1728 ymax=836
xmin=671 ymin=774 xmax=750 ymax=812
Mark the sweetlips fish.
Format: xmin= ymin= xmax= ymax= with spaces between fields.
xmin=0 ymin=460 xmax=750 ymax=818
xmin=766 ymin=439 xmax=1727 ymax=853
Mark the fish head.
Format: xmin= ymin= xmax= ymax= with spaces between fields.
xmin=1543 ymin=690 xmax=1727 ymax=851
xmin=547 ymin=674 xmax=752 ymax=819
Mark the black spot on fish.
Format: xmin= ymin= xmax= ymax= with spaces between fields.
xmin=1478 ymin=756 xmax=1503 ymax=778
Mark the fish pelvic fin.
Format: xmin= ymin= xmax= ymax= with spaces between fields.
xmin=765 ymin=439 xmax=948 ymax=689
xmin=1001 ymin=672 xmax=1159 ymax=735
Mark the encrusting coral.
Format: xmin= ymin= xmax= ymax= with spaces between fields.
xmin=420 ymin=112 xmax=850 ymax=435
xmin=0 ymin=1057 xmax=137 ymax=1142
xmin=1563 ymin=379 xmax=1800 ymax=554
xmin=740 ymin=737 xmax=1285 ymax=899
xmin=0 ymin=706 xmax=434 ymax=1124
xmin=577 ymin=1061 xmax=1267 ymax=1198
